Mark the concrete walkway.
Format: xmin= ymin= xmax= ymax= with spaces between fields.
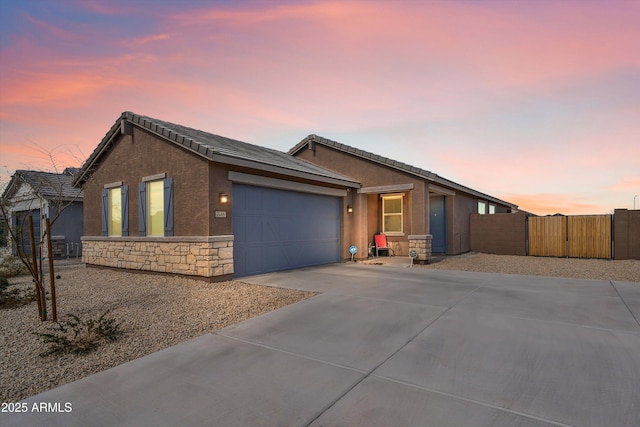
xmin=4 ymin=263 xmax=639 ymax=426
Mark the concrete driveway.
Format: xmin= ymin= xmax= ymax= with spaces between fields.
xmin=4 ymin=263 xmax=639 ymax=426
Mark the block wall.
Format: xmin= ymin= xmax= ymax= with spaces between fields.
xmin=470 ymin=212 xmax=528 ymax=256
xmin=614 ymin=209 xmax=640 ymax=260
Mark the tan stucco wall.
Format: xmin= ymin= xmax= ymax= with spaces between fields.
xmin=294 ymin=143 xmax=514 ymax=256
xmin=295 ymin=145 xmax=431 ymax=257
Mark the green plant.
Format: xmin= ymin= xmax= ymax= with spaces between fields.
xmin=0 ymin=275 xmax=36 ymax=308
xmin=35 ymin=310 xmax=123 ymax=356
xmin=0 ymin=254 xmax=29 ymax=278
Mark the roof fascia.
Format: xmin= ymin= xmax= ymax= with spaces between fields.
xmin=127 ymin=117 xmax=359 ymax=187
xmin=2 ymin=173 xmax=39 ymax=201
xmin=75 ymin=114 xmax=360 ymax=190
xmin=131 ymin=119 xmax=359 ymax=187
xmin=212 ymin=154 xmax=360 ymax=188
xmin=293 ymin=135 xmax=517 ymax=209
xmin=73 ymin=116 xmax=125 ymax=187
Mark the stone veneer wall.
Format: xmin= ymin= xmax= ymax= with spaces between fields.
xmin=81 ymin=235 xmax=234 ymax=278
xmin=408 ymin=234 xmax=432 ymax=263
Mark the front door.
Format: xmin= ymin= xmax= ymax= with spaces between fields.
xmin=429 ymin=196 xmax=447 ymax=253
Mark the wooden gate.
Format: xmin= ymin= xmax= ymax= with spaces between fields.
xmin=527 ymin=215 xmax=612 ymax=259
xmin=528 ymin=216 xmax=566 ymax=257
xmin=567 ymin=215 xmax=612 ymax=259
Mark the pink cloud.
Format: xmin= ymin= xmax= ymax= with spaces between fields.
xmin=0 ymin=0 xmax=637 ymax=218
xmin=122 ymin=33 xmax=171 ymax=47
xmin=504 ymin=193 xmax=612 ymax=216
xmin=608 ymin=178 xmax=640 ymax=192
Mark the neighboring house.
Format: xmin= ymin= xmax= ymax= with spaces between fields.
xmin=75 ymin=111 xmax=516 ymax=281
xmin=289 ymin=135 xmax=517 ymax=258
xmin=0 ymin=211 xmax=7 ymax=248
xmin=1 ymin=169 xmax=84 ymax=258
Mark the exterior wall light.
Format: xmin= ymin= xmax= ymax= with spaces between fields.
xmin=219 ymin=193 xmax=229 ymax=204
xmin=347 ymin=205 xmax=353 ymax=213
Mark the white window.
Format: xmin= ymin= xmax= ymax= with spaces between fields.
xmin=489 ymin=204 xmax=496 ymax=214
xmin=382 ymin=194 xmax=403 ymax=235
xmin=478 ymin=200 xmax=487 ymax=215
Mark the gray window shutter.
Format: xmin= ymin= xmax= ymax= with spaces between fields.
xmin=101 ymin=188 xmax=108 ymax=236
xmin=164 ymin=177 xmax=174 ymax=236
xmin=121 ymin=185 xmax=129 ymax=236
xmin=138 ymin=182 xmax=147 ymax=237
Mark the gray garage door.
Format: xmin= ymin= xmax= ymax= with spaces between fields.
xmin=233 ymin=184 xmax=341 ymax=277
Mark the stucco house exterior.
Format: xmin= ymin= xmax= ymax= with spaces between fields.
xmin=74 ymin=112 xmax=360 ymax=281
xmin=1 ymin=169 xmax=84 ymax=258
xmin=289 ymin=135 xmax=517 ymax=259
xmin=75 ymin=112 xmax=516 ymax=281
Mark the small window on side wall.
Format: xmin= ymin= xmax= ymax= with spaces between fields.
xmin=489 ymin=204 xmax=496 ymax=214
xmin=478 ymin=200 xmax=487 ymax=215
xmin=101 ymin=184 xmax=129 ymax=236
xmin=382 ymin=194 xmax=403 ymax=235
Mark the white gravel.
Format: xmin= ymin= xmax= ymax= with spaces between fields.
xmin=1 ymin=265 xmax=316 ymax=402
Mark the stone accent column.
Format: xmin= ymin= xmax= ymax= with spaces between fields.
xmin=408 ymin=234 xmax=432 ymax=263
xmin=81 ymin=235 xmax=234 ymax=280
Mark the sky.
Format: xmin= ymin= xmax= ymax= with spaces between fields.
xmin=0 ymin=0 xmax=638 ymax=215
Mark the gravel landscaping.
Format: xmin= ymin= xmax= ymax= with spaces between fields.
xmin=2 ymin=254 xmax=638 ymax=403
xmin=1 ymin=265 xmax=316 ymax=402
xmin=424 ymin=252 xmax=640 ymax=282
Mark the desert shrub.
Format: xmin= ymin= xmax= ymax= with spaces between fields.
xmin=0 ymin=275 xmax=36 ymax=308
xmin=0 ymin=254 xmax=28 ymax=277
xmin=35 ymin=310 xmax=123 ymax=357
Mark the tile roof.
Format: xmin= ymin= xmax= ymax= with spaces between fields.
xmin=75 ymin=112 xmax=360 ymax=188
xmin=290 ymin=134 xmax=518 ymax=209
xmin=3 ymin=170 xmax=84 ymax=201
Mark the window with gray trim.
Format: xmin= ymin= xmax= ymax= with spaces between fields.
xmin=138 ymin=177 xmax=174 ymax=237
xmin=101 ymin=184 xmax=128 ymax=236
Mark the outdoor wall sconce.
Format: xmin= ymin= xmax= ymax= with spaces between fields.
xmin=219 ymin=193 xmax=229 ymax=204
xmin=347 ymin=205 xmax=353 ymax=213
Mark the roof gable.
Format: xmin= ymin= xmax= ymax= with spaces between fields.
xmin=2 ymin=170 xmax=84 ymax=202
xmin=75 ymin=112 xmax=360 ymax=188
xmin=290 ymin=134 xmax=517 ymax=209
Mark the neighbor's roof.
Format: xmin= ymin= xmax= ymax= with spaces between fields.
xmin=2 ymin=169 xmax=84 ymax=201
xmin=289 ymin=134 xmax=518 ymax=209
xmin=74 ymin=112 xmax=360 ymax=188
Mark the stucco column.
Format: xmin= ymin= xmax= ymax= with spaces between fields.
xmin=351 ymin=192 xmax=368 ymax=260
xmin=424 ymin=184 xmax=431 ymax=237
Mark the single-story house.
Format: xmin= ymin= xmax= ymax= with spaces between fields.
xmin=75 ymin=112 xmax=516 ymax=281
xmin=74 ymin=112 xmax=360 ymax=281
xmin=289 ymin=135 xmax=517 ymax=258
xmin=1 ymin=169 xmax=84 ymax=258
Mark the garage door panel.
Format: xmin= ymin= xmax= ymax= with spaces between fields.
xmin=233 ymin=184 xmax=341 ymax=276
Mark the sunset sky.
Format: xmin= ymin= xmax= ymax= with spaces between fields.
xmin=1 ymin=0 xmax=638 ymax=215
